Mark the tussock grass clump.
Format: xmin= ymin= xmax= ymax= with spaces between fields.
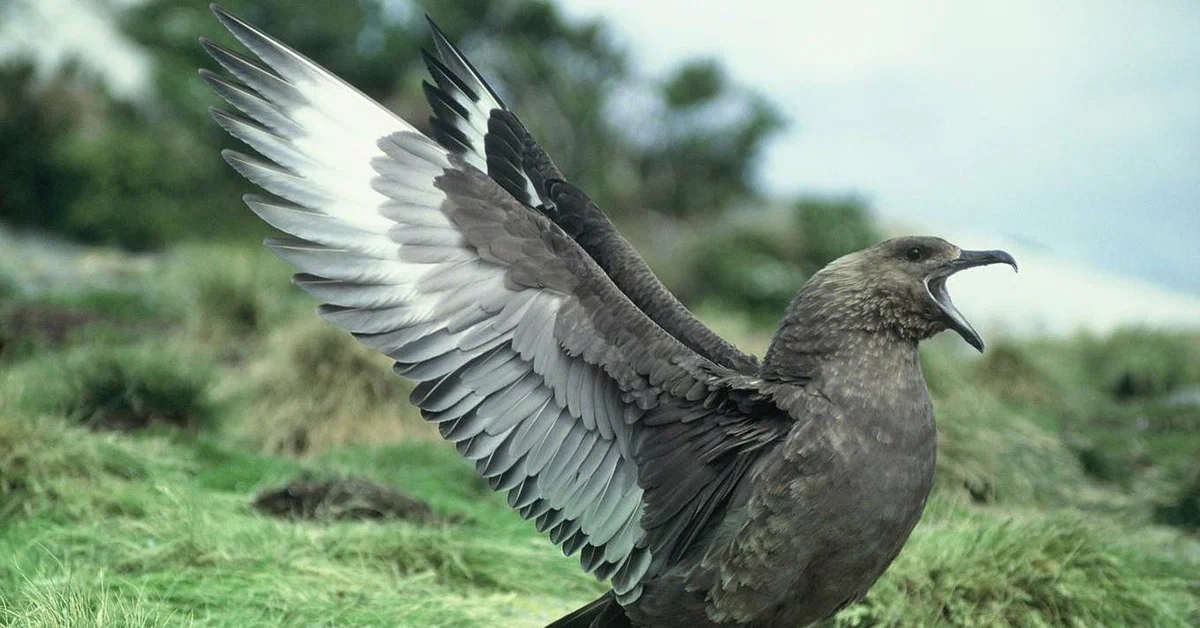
xmin=0 ymin=287 xmax=174 ymax=362
xmin=2 ymin=343 xmax=217 ymax=433
xmin=1082 ymin=328 xmax=1200 ymax=401
xmin=233 ymin=319 xmax=431 ymax=456
xmin=68 ymin=357 xmax=210 ymax=432
xmin=0 ymin=573 xmax=180 ymax=628
xmin=835 ymin=509 xmax=1200 ymax=627
xmin=1156 ymin=469 xmax=1200 ymax=530
xmin=970 ymin=340 xmax=1097 ymax=419
xmin=0 ymin=304 xmax=98 ymax=361
xmin=933 ymin=386 xmax=1088 ymax=505
xmin=932 ymin=332 xmax=1200 ymax=512
xmin=159 ymin=244 xmax=299 ymax=338
xmin=0 ymin=412 xmax=181 ymax=520
xmin=64 ymin=347 xmax=215 ymax=432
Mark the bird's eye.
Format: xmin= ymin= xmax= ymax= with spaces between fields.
xmin=905 ymin=246 xmax=923 ymax=262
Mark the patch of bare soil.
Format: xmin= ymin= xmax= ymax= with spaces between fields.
xmin=252 ymin=474 xmax=442 ymax=523
xmin=0 ymin=304 xmax=98 ymax=360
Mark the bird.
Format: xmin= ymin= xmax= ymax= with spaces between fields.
xmin=200 ymin=5 xmax=1017 ymax=627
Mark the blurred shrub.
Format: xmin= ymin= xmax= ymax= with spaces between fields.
xmin=662 ymin=60 xmax=724 ymax=108
xmin=835 ymin=510 xmax=1200 ymax=627
xmin=1082 ymin=328 xmax=1200 ymax=400
xmin=683 ymin=219 xmax=799 ymax=322
xmin=0 ymin=62 xmax=260 ymax=250
xmin=64 ymin=349 xmax=216 ymax=432
xmin=676 ymin=196 xmax=881 ymax=320
xmin=157 ymin=244 xmax=299 ymax=338
xmin=1155 ymin=469 xmax=1200 ymax=531
xmin=0 ymin=64 xmax=84 ymax=231
xmin=54 ymin=114 xmax=258 ymax=250
xmin=233 ymin=319 xmax=429 ymax=456
xmin=9 ymin=344 xmax=217 ymax=432
xmin=636 ymin=59 xmax=784 ymax=219
xmin=794 ymin=196 xmax=880 ymax=276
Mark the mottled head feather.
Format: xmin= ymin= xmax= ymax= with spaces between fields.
xmin=812 ymin=236 xmax=962 ymax=339
xmin=761 ymin=236 xmax=963 ymax=379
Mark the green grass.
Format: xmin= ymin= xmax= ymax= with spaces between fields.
xmin=0 ymin=414 xmax=601 ymax=627
xmin=154 ymin=244 xmax=305 ymax=337
xmin=1 ymin=242 xmax=1199 ymax=626
xmin=0 ymin=574 xmax=183 ymax=628
xmin=2 ymin=342 xmax=217 ymax=433
xmin=833 ymin=502 xmax=1199 ymax=627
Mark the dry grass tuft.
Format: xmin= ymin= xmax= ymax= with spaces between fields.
xmin=230 ymin=318 xmax=433 ymax=456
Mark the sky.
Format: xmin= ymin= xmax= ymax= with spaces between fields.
xmin=560 ymin=0 xmax=1200 ymax=295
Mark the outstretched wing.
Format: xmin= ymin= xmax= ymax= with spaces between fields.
xmin=420 ymin=19 xmax=760 ymax=374
xmin=201 ymin=6 xmax=791 ymax=602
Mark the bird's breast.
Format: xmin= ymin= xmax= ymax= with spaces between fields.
xmin=691 ymin=389 xmax=938 ymax=627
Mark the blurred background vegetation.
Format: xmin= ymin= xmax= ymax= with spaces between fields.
xmin=0 ymin=0 xmax=1197 ymax=626
xmin=0 ymin=0 xmax=881 ymax=316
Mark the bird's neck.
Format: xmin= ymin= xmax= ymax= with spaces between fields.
xmin=759 ymin=281 xmax=928 ymax=399
xmin=761 ymin=320 xmax=920 ymax=388
xmin=759 ymin=282 xmax=937 ymax=441
xmin=762 ymin=317 xmax=935 ymax=449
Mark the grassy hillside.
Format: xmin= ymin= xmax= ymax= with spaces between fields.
xmin=1 ymin=242 xmax=1198 ymax=627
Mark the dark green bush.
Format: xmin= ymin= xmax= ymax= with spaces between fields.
xmin=1155 ymin=469 xmax=1200 ymax=530
xmin=677 ymin=196 xmax=882 ymax=319
xmin=684 ymin=222 xmax=800 ymax=321
xmin=54 ymin=113 xmax=260 ymax=251
xmin=1083 ymin=329 xmax=1199 ymax=400
xmin=66 ymin=352 xmax=214 ymax=432
xmin=12 ymin=346 xmax=219 ymax=433
xmin=0 ymin=64 xmax=84 ymax=231
xmin=0 ymin=63 xmax=258 ymax=251
xmin=794 ymin=196 xmax=880 ymax=276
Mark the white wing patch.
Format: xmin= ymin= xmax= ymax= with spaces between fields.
xmin=204 ymin=7 xmax=653 ymax=599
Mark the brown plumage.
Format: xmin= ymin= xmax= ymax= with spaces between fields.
xmin=201 ymin=6 xmax=1017 ymax=627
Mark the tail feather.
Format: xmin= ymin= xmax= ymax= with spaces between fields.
xmin=547 ymin=592 xmax=631 ymax=628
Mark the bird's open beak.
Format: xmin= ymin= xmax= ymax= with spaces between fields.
xmin=924 ymin=249 xmax=1017 ymax=352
